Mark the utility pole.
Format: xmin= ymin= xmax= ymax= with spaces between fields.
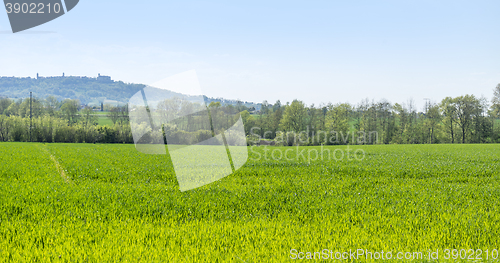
xmin=30 ymin=92 xmax=32 ymax=142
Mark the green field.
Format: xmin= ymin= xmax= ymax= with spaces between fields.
xmin=1 ymin=143 xmax=500 ymax=261
xmin=96 ymin=116 xmax=114 ymax=126
xmin=85 ymin=111 xmax=115 ymax=126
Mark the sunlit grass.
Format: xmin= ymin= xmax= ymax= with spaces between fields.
xmin=0 ymin=143 xmax=499 ymax=261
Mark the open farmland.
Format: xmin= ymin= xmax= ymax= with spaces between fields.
xmin=0 ymin=143 xmax=500 ymax=261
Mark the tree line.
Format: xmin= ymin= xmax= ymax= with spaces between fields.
xmin=0 ymin=96 xmax=132 ymax=143
xmin=243 ymin=86 xmax=500 ymax=145
xmin=1 ymin=84 xmax=500 ymax=145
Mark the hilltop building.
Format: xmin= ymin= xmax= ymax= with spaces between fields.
xmin=97 ymin=73 xmax=112 ymax=83
xmin=36 ymin=72 xmax=66 ymax=79
xmin=35 ymin=73 xmax=112 ymax=82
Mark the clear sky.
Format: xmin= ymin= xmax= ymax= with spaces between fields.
xmin=1 ymin=0 xmax=500 ymax=110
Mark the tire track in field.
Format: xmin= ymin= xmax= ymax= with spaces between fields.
xmin=39 ymin=144 xmax=74 ymax=185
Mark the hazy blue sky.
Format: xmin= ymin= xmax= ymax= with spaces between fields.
xmin=1 ymin=0 xmax=500 ymax=110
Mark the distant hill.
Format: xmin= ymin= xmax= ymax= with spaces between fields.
xmin=0 ymin=74 xmax=145 ymax=104
xmin=0 ymin=74 xmax=264 ymax=110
